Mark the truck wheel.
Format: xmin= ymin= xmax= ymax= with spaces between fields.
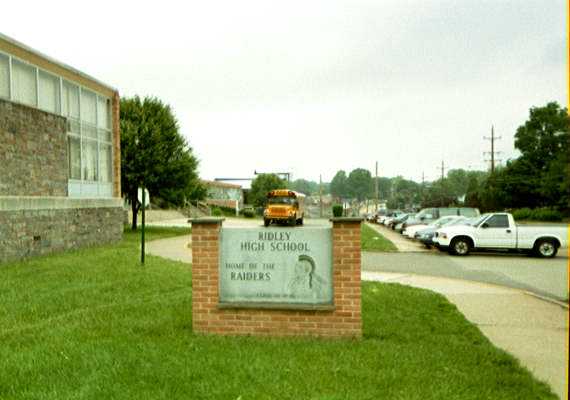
xmin=450 ymin=238 xmax=471 ymax=256
xmin=534 ymin=239 xmax=558 ymax=258
xmin=264 ymin=218 xmax=270 ymax=227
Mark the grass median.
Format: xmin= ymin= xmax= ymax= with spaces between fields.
xmin=0 ymin=227 xmax=555 ymax=399
xmin=361 ymin=223 xmax=398 ymax=252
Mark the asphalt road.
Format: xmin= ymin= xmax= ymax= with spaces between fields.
xmin=362 ymin=250 xmax=568 ymax=301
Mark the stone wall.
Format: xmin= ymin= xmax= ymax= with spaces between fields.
xmin=0 ymin=198 xmax=123 ymax=263
xmin=191 ymin=218 xmax=362 ymax=338
xmin=0 ymin=99 xmax=68 ymax=196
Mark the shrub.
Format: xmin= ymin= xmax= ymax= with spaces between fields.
xmin=211 ymin=207 xmax=223 ymax=217
xmin=531 ymin=208 xmax=562 ymax=222
xmin=512 ymin=208 xmax=532 ymax=220
xmin=242 ymin=209 xmax=255 ymax=218
xmin=512 ymin=207 xmax=563 ymax=222
xmin=332 ymin=204 xmax=343 ymax=217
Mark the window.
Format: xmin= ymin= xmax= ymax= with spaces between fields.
xmin=12 ymin=59 xmax=36 ymax=106
xmin=99 ymin=144 xmax=113 ymax=183
xmin=80 ymin=89 xmax=97 ymax=125
xmin=38 ymin=70 xmax=60 ymax=113
xmin=67 ymin=136 xmax=81 ymax=179
xmin=82 ymin=140 xmax=98 ymax=181
xmin=0 ymin=53 xmax=9 ymax=99
xmin=485 ymin=215 xmax=509 ymax=228
xmin=62 ymin=81 xmax=80 ymax=119
xmin=97 ymin=97 xmax=110 ymax=129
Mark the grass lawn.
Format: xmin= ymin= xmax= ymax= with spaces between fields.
xmin=0 ymin=227 xmax=555 ymax=399
xmin=361 ymin=223 xmax=398 ymax=252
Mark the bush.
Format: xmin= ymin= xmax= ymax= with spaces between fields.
xmin=211 ymin=207 xmax=223 ymax=217
xmin=512 ymin=208 xmax=532 ymax=220
xmin=332 ymin=204 xmax=343 ymax=217
xmin=531 ymin=208 xmax=562 ymax=222
xmin=242 ymin=209 xmax=255 ymax=218
xmin=512 ymin=207 xmax=563 ymax=222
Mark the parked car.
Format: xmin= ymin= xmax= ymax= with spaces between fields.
xmin=433 ymin=212 xmax=568 ymax=257
xmin=416 ymin=217 xmax=474 ymax=247
xmin=403 ymin=215 xmax=463 ymax=239
xmin=390 ymin=214 xmax=411 ymax=230
xmin=402 ymin=207 xmax=480 ymax=231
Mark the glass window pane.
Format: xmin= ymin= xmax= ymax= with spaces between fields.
xmin=97 ymin=97 xmax=110 ymax=128
xmin=0 ymin=53 xmax=9 ymax=99
xmin=69 ymin=119 xmax=80 ymax=134
xmin=82 ymin=140 xmax=98 ymax=181
xmin=12 ymin=59 xmax=36 ymax=106
xmin=38 ymin=71 xmax=59 ymax=113
xmin=82 ymin=124 xmax=97 ymax=139
xmin=99 ymin=144 xmax=113 ymax=183
xmin=67 ymin=136 xmax=81 ymax=180
xmin=98 ymin=129 xmax=111 ymax=142
xmin=80 ymin=89 xmax=96 ymax=125
xmin=62 ymin=81 xmax=79 ymax=118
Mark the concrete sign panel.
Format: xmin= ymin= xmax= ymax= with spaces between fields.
xmin=219 ymin=227 xmax=333 ymax=307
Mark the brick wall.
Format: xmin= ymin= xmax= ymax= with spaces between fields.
xmin=0 ymin=99 xmax=68 ymax=196
xmin=0 ymin=203 xmax=123 ymax=263
xmin=191 ymin=218 xmax=362 ymax=338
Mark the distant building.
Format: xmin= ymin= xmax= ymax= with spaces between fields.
xmin=0 ymin=33 xmax=123 ymax=263
xmin=203 ymin=180 xmax=244 ymax=211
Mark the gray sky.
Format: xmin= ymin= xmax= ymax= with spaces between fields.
xmin=2 ymin=0 xmax=566 ymax=182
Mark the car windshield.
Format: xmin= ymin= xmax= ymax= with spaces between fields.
xmin=431 ymin=217 xmax=456 ymax=227
xmin=445 ymin=217 xmax=469 ymax=226
xmin=471 ymin=214 xmax=490 ymax=227
xmin=268 ymin=197 xmax=295 ymax=205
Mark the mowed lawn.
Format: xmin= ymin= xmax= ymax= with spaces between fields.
xmin=361 ymin=223 xmax=398 ymax=252
xmin=0 ymin=228 xmax=556 ymax=399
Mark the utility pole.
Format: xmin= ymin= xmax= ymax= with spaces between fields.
xmin=484 ymin=125 xmax=502 ymax=174
xmin=374 ymin=161 xmax=379 ymax=213
xmin=319 ymin=174 xmax=323 ymax=218
xmin=440 ymin=160 xmax=446 ymax=181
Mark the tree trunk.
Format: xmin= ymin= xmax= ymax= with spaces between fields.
xmin=131 ymin=191 xmax=140 ymax=231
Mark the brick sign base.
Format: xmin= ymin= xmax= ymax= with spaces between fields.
xmin=190 ymin=218 xmax=362 ymax=338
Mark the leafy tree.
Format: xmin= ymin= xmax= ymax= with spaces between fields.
xmin=514 ymin=102 xmax=569 ymax=171
xmin=249 ymin=174 xmax=286 ymax=207
xmin=347 ymin=168 xmax=372 ymax=201
xmin=330 ymin=170 xmax=348 ymax=200
xmin=120 ymin=96 xmax=203 ymax=230
xmin=289 ymin=179 xmax=318 ymax=195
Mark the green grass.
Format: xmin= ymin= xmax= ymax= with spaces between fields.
xmin=361 ymin=223 xmax=398 ymax=252
xmin=0 ymin=227 xmax=555 ymax=399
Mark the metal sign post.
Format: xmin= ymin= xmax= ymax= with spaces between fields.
xmin=141 ymin=185 xmax=145 ymax=265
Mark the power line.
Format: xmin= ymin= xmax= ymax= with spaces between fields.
xmin=484 ymin=125 xmax=502 ymax=173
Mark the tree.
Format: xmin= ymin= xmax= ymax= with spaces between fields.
xmin=514 ymin=102 xmax=569 ymax=171
xmin=249 ymin=174 xmax=286 ymax=207
xmin=330 ymin=170 xmax=348 ymax=200
xmin=346 ymin=168 xmax=372 ymax=201
xmin=289 ymin=179 xmax=318 ymax=195
xmin=120 ymin=96 xmax=203 ymax=230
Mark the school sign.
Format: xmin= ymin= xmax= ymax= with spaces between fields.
xmin=219 ymin=227 xmax=333 ymax=307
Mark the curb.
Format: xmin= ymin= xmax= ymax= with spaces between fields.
xmin=523 ymin=291 xmax=569 ymax=309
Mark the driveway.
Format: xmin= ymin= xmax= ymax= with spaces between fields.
xmin=363 ymin=250 xmax=568 ymax=301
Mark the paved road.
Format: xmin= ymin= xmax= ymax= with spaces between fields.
xmin=363 ymin=250 xmax=568 ymax=301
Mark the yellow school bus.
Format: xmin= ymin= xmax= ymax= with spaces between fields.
xmin=264 ymin=190 xmax=306 ymax=227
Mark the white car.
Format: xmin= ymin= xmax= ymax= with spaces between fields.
xmin=403 ymin=216 xmax=463 ymax=239
xmin=433 ymin=212 xmax=568 ymax=257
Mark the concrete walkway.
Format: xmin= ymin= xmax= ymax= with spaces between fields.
xmin=366 ymin=222 xmax=428 ymax=252
xmin=146 ymin=235 xmax=568 ymax=399
xmin=363 ymin=272 xmax=568 ymax=400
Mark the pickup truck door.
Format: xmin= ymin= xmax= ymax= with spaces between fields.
xmin=474 ymin=214 xmax=517 ymax=248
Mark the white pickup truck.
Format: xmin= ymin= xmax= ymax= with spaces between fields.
xmin=433 ymin=213 xmax=568 ymax=257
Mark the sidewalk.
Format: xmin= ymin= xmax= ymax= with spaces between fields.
xmin=363 ymin=272 xmax=568 ymax=400
xmin=365 ymin=222 xmax=428 ymax=252
xmin=146 ymin=235 xmax=568 ymax=399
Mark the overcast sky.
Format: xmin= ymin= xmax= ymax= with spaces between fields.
xmin=2 ymin=0 xmax=566 ymax=183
